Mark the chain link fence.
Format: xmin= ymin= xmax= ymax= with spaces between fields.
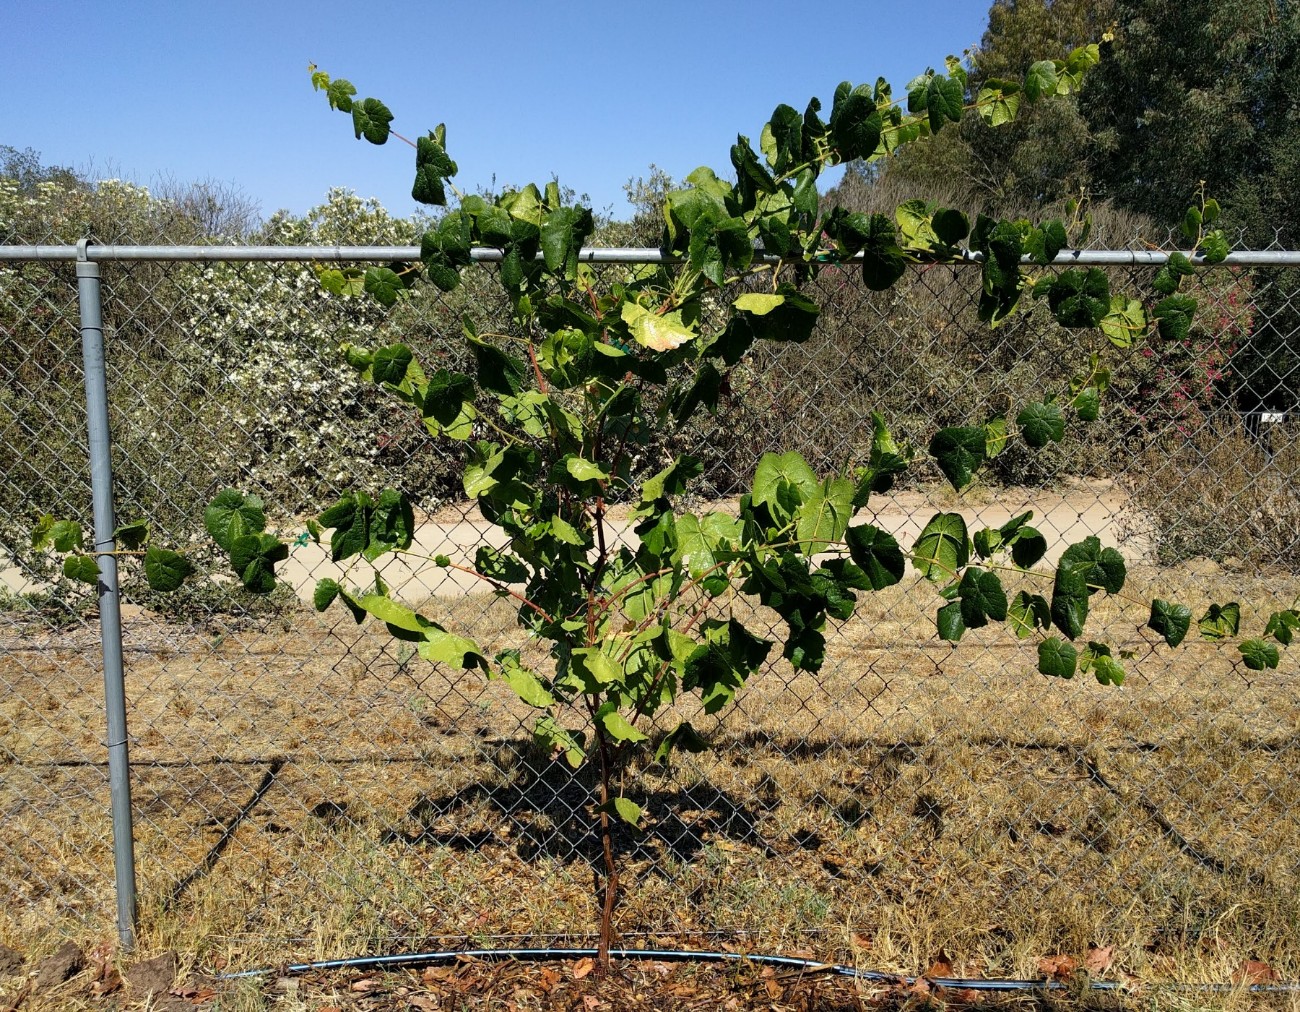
xmin=2 ymin=242 xmax=1298 ymax=979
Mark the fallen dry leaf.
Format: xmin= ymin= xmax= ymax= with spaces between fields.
xmin=422 ymin=964 xmax=458 ymax=984
xmin=572 ymin=957 xmax=595 ymax=980
xmin=86 ymin=941 xmax=121 ymax=997
xmin=536 ymin=966 xmax=561 ymax=993
xmin=90 ymin=971 xmax=122 ymax=998
xmin=1037 ymin=954 xmax=1078 ymax=981
xmin=925 ymin=949 xmax=954 ymax=978
xmin=349 ymin=975 xmax=383 ymax=993
xmin=1234 ymin=959 xmax=1279 ymax=985
xmin=1084 ymin=945 xmax=1114 ymax=974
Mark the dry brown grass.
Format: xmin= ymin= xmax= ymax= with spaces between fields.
xmin=2 ymin=553 xmax=1299 ymax=1008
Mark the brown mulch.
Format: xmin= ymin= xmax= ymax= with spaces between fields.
xmin=1 ymin=948 xmax=1078 ymax=1011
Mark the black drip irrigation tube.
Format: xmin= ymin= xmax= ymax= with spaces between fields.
xmin=217 ymin=947 xmax=1300 ymax=995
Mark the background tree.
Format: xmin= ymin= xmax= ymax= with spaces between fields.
xmin=880 ymin=0 xmax=1114 ymax=212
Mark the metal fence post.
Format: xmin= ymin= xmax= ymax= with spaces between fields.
xmin=76 ymin=241 xmax=138 ymax=949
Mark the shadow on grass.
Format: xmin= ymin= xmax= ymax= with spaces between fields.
xmin=376 ymin=749 xmax=774 ymax=871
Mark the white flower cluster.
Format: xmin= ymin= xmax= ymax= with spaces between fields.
xmin=177 ymin=190 xmax=446 ymax=507
xmin=3 ymin=184 xmax=459 ymax=546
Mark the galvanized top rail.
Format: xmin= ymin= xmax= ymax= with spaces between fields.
xmin=3 ymin=243 xmax=1300 ymax=266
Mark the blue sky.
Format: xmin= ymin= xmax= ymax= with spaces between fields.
xmin=4 ymin=2 xmax=995 ymax=223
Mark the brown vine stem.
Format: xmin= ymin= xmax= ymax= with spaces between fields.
xmin=585 ymin=701 xmax=619 ymax=977
xmin=391 ymin=551 xmax=554 ymax=625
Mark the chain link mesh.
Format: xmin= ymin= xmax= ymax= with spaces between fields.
xmin=2 ymin=244 xmax=1298 ymax=976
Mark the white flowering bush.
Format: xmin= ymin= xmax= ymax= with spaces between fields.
xmin=174 ymin=189 xmax=463 ymax=510
xmin=2 ymin=181 xmax=467 ymax=603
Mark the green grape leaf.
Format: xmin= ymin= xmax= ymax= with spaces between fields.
xmin=913 ymin=512 xmax=969 ymax=581
xmin=1091 ymin=653 xmax=1125 ymax=686
xmin=973 ymin=527 xmax=1001 ymax=559
xmin=466 ymin=334 xmax=526 ymax=397
xmin=204 ymin=489 xmax=266 ymax=552
xmin=1038 ymin=637 xmax=1078 ymax=679
xmin=144 ymin=545 xmax=195 ymax=593
xmin=599 ymin=708 xmax=648 ymax=743
xmin=1024 ymin=60 xmax=1059 ymax=102
xmin=1072 ymin=386 xmax=1101 ymax=421
xmin=1264 ymin=609 xmax=1300 ymax=645
xmin=540 ymin=205 xmax=595 ymax=279
xmin=30 ymin=514 xmax=55 ymax=551
xmin=1099 ymin=297 xmax=1146 ymax=349
xmin=1025 ymin=220 xmax=1067 ymax=264
xmin=1198 ymin=602 xmax=1240 ymax=641
xmin=230 ymin=532 xmax=287 ymax=593
xmin=1009 ymin=591 xmax=1050 ymax=638
xmin=313 ymin=578 xmax=341 ymax=612
xmin=351 ymin=97 xmax=393 ymax=144
xmin=845 ymin=525 xmax=905 ymax=589
xmin=62 ymin=554 xmax=100 ymax=585
xmin=859 ymin=213 xmax=907 ymax=291
xmin=959 ymin=567 xmax=1007 ymax=628
xmin=1016 ymin=402 xmax=1065 ymax=448
xmin=984 ymin=415 xmax=1009 ymax=459
xmin=752 ymin=451 xmax=819 ymax=512
xmin=412 ymin=131 xmax=458 ymax=207
xmin=1153 ymin=265 xmax=1180 ymax=296
xmin=932 ymin=208 xmax=970 ymax=246
xmin=363 ymin=267 xmax=405 ymax=307
xmin=763 ymin=102 xmax=803 ymax=172
xmin=1148 ymin=599 xmax=1192 ymax=647
xmin=50 ymin=519 xmax=83 ymax=552
xmin=925 ymin=73 xmax=964 ymax=132
xmin=1050 ymin=562 xmax=1088 ymax=640
xmin=795 ymin=478 xmax=855 ymax=554
xmin=112 ymin=520 xmax=149 ymax=551
xmin=1200 ymin=229 xmax=1230 ymax=264
xmin=420 ymin=369 xmax=477 ymax=440
xmin=1240 ymin=639 xmax=1280 ymax=671
xmin=323 ymin=77 xmax=355 ymax=112
xmin=936 ymin=601 xmax=965 ymax=642
xmin=1059 ymin=536 xmax=1126 ymax=595
xmin=1039 ymin=268 xmax=1110 ymax=328
xmin=370 ymin=343 xmax=414 ymax=386
xmin=929 ymin=426 xmax=986 ymax=492
xmin=978 ymin=80 xmax=1021 ymax=126
xmin=1010 ymin=528 xmax=1048 ymax=569
xmin=829 ymin=84 xmax=882 ymax=161
xmin=1153 ymin=294 xmax=1197 ymax=341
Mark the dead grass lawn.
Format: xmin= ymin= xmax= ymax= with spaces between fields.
xmin=2 ymin=554 xmax=1298 ymax=1000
